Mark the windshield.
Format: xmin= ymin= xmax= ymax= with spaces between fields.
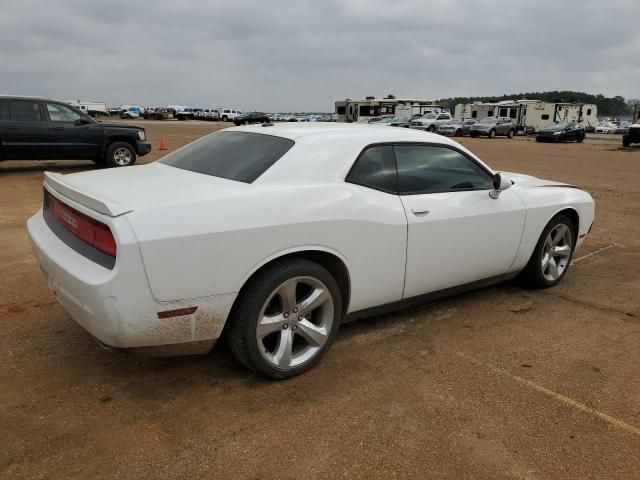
xmin=479 ymin=117 xmax=496 ymax=124
xmin=422 ymin=113 xmax=438 ymax=119
xmin=160 ymin=131 xmax=294 ymax=183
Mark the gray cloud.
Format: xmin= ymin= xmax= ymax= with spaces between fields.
xmin=1 ymin=0 xmax=638 ymax=111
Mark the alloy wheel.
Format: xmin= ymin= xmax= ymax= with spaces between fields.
xmin=541 ymin=224 xmax=572 ymax=282
xmin=256 ymin=276 xmax=334 ymax=370
xmin=113 ymin=147 xmax=132 ymax=166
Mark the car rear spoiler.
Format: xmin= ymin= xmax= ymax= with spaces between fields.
xmin=43 ymin=172 xmax=132 ymax=217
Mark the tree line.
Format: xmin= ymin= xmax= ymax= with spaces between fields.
xmin=437 ymin=91 xmax=638 ymax=117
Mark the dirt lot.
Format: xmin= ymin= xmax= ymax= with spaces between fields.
xmin=1 ymin=121 xmax=639 ymax=479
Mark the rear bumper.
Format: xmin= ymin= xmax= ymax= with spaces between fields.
xmin=136 ymin=140 xmax=152 ymax=156
xmin=27 ymin=204 xmax=236 ymax=350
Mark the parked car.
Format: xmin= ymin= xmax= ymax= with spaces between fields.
xmin=144 ymin=108 xmax=173 ymax=120
xmin=536 ymin=123 xmax=585 ymax=143
xmin=410 ymin=112 xmax=452 ymax=132
xmin=437 ymin=119 xmax=477 ymax=137
xmin=388 ymin=116 xmax=413 ymax=128
xmin=220 ymin=108 xmax=242 ymax=122
xmin=623 ymin=123 xmax=640 ymax=147
xmin=0 ymin=96 xmax=150 ymax=167
xmin=469 ymin=117 xmax=515 ymax=138
xmin=377 ymin=117 xmax=395 ymax=125
xmin=594 ymin=123 xmax=616 ymax=134
xmin=120 ymin=105 xmax=141 ymax=119
xmin=233 ymin=111 xmax=270 ymax=126
xmin=367 ymin=117 xmax=383 ymax=124
xmin=27 ymin=123 xmax=595 ymax=379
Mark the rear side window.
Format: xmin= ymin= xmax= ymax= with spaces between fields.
xmin=160 ymin=131 xmax=294 ymax=183
xmin=346 ymin=145 xmax=397 ymax=194
xmin=9 ymin=101 xmax=42 ymax=121
xmin=394 ymin=145 xmax=493 ymax=194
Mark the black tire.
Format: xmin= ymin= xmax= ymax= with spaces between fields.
xmin=428 ymin=125 xmax=436 ymax=132
xmin=622 ymin=138 xmax=630 ymax=147
xmin=488 ymin=129 xmax=496 ymax=139
xmin=455 ymin=129 xmax=462 ymax=137
xmin=222 ymin=116 xmax=228 ymax=122
xmin=105 ymin=141 xmax=136 ymax=168
xmin=577 ymin=137 xmax=584 ymax=143
xmin=507 ymin=129 xmax=515 ymax=138
xmin=535 ymin=137 xmax=542 ymax=142
xmin=226 ymin=258 xmax=343 ymax=379
xmin=520 ymin=214 xmax=576 ymax=289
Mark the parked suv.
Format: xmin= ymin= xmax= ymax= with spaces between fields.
xmin=0 ymin=96 xmax=151 ymax=167
xmin=469 ymin=117 xmax=515 ymax=138
xmin=623 ymin=123 xmax=640 ymax=147
xmin=233 ymin=111 xmax=270 ymax=125
xmin=220 ymin=108 xmax=242 ymax=122
xmin=410 ymin=112 xmax=452 ymax=132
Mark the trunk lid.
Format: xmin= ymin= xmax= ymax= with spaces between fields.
xmin=44 ymin=163 xmax=248 ymax=217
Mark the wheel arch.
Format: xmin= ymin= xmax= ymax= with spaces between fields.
xmin=235 ymin=247 xmax=351 ymax=318
xmin=550 ymin=206 xmax=580 ymax=235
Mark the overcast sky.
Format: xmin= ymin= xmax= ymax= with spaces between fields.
xmin=1 ymin=0 xmax=638 ymax=112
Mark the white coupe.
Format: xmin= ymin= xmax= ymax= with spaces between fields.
xmin=28 ymin=124 xmax=595 ymax=379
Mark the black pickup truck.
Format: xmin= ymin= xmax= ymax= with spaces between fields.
xmin=0 ymin=96 xmax=151 ymax=167
xmin=233 ymin=111 xmax=270 ymax=126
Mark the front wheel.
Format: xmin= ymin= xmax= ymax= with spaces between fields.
xmin=226 ymin=259 xmax=342 ymax=379
xmin=105 ymin=142 xmax=136 ymax=167
xmin=507 ymin=129 xmax=514 ymax=138
xmin=488 ymin=129 xmax=496 ymax=139
xmin=520 ymin=214 xmax=575 ymax=288
xmin=622 ymin=138 xmax=630 ymax=147
xmin=428 ymin=125 xmax=436 ymax=132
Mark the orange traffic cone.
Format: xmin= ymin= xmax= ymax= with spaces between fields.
xmin=158 ymin=136 xmax=168 ymax=151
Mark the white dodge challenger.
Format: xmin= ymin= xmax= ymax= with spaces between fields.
xmin=27 ymin=124 xmax=595 ymax=379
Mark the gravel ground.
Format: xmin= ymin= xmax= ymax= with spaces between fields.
xmin=1 ymin=121 xmax=639 ymax=479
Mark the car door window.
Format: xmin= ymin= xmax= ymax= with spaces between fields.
xmin=46 ymin=103 xmax=81 ymax=123
xmin=346 ymin=145 xmax=397 ymax=194
xmin=394 ymin=145 xmax=493 ymax=194
xmin=9 ymin=101 xmax=42 ymax=122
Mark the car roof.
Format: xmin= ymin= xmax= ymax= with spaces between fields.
xmin=231 ymin=122 xmax=461 ymax=144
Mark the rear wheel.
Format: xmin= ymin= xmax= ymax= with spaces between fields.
xmin=226 ymin=259 xmax=342 ymax=379
xmin=488 ymin=129 xmax=496 ymax=139
xmin=455 ymin=129 xmax=462 ymax=137
xmin=577 ymin=136 xmax=584 ymax=143
xmin=428 ymin=125 xmax=436 ymax=132
xmin=623 ymin=138 xmax=630 ymax=147
xmin=520 ymin=214 xmax=575 ymax=288
xmin=507 ymin=129 xmax=514 ymax=138
xmin=105 ymin=142 xmax=136 ymax=168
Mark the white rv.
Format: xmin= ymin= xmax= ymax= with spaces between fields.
xmin=67 ymin=100 xmax=109 ymax=117
xmin=335 ymin=97 xmax=445 ymax=123
xmin=454 ymin=102 xmax=496 ymax=121
xmin=493 ymin=100 xmax=598 ymax=133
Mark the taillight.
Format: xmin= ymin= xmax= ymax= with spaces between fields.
xmin=47 ymin=192 xmax=117 ymax=257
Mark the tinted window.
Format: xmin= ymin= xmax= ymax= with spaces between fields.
xmin=346 ymin=145 xmax=397 ymax=193
xmin=160 ymin=131 xmax=294 ymax=183
xmin=9 ymin=101 xmax=42 ymax=121
xmin=394 ymin=145 xmax=493 ymax=194
xmin=541 ymin=114 xmax=550 ymax=120
xmin=46 ymin=103 xmax=81 ymax=122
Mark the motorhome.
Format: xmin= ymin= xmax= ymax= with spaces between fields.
xmin=67 ymin=100 xmax=109 ymax=117
xmin=454 ymin=102 xmax=497 ymax=121
xmin=491 ymin=100 xmax=598 ymax=133
xmin=335 ymin=97 xmax=446 ymax=123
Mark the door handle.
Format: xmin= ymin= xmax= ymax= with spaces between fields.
xmin=411 ymin=208 xmax=431 ymax=216
xmin=52 ymin=126 xmax=65 ymax=131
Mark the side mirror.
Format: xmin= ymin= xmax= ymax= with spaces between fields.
xmin=75 ymin=117 xmax=91 ymax=126
xmin=490 ymin=173 xmax=512 ymax=199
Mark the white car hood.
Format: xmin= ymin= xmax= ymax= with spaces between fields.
xmin=44 ymin=162 xmax=247 ymax=216
xmin=502 ymin=171 xmax=577 ymax=188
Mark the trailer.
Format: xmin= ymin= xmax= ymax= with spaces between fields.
xmin=67 ymin=100 xmax=109 ymax=117
xmin=492 ymin=100 xmax=598 ymax=133
xmin=454 ymin=102 xmax=497 ymax=121
xmin=335 ymin=97 xmax=445 ymax=123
